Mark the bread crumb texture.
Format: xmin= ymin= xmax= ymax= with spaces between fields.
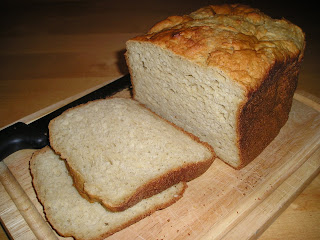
xmin=30 ymin=147 xmax=186 ymax=240
xmin=49 ymin=98 xmax=213 ymax=209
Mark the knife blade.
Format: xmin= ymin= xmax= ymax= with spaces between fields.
xmin=0 ymin=74 xmax=131 ymax=161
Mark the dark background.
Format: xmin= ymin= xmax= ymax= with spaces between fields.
xmin=0 ymin=0 xmax=318 ymax=96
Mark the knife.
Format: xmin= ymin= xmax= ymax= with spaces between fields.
xmin=0 ymin=74 xmax=131 ymax=161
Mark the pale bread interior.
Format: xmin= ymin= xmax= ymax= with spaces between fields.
xmin=30 ymin=147 xmax=186 ymax=240
xmin=127 ymin=41 xmax=245 ymax=168
xmin=49 ymin=98 xmax=214 ymax=210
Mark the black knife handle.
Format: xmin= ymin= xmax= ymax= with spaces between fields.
xmin=0 ymin=122 xmax=48 ymax=161
xmin=0 ymin=74 xmax=132 ymax=161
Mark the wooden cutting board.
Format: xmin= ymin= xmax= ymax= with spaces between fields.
xmin=0 ymin=89 xmax=319 ymax=240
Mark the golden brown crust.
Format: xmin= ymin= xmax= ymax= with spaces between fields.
xmin=236 ymin=58 xmax=301 ymax=169
xmin=130 ymin=4 xmax=305 ymax=94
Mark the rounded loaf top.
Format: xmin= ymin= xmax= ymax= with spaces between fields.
xmin=131 ymin=4 xmax=305 ymax=93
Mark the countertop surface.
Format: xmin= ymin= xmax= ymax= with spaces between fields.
xmin=0 ymin=1 xmax=319 ymax=239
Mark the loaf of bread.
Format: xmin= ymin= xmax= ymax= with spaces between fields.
xmin=30 ymin=146 xmax=186 ymax=240
xmin=49 ymin=98 xmax=214 ymax=211
xmin=125 ymin=4 xmax=305 ymax=169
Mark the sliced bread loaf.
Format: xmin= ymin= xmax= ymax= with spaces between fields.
xmin=49 ymin=98 xmax=214 ymax=211
xmin=125 ymin=4 xmax=305 ymax=169
xmin=30 ymin=146 xmax=186 ymax=240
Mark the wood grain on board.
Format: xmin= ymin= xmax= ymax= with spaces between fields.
xmin=0 ymin=94 xmax=319 ymax=240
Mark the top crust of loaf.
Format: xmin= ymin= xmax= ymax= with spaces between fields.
xmin=129 ymin=4 xmax=305 ymax=94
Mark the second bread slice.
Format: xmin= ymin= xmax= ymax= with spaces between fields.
xmin=30 ymin=146 xmax=186 ymax=240
xmin=49 ymin=98 xmax=215 ymax=211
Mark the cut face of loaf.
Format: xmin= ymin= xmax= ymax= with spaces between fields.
xmin=49 ymin=98 xmax=214 ymax=211
xmin=126 ymin=4 xmax=305 ymax=169
xmin=30 ymin=147 xmax=186 ymax=240
xmin=127 ymin=43 xmax=244 ymax=168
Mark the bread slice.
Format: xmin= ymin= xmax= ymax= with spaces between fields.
xmin=125 ymin=4 xmax=305 ymax=169
xmin=49 ymin=98 xmax=214 ymax=211
xmin=30 ymin=147 xmax=186 ymax=240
